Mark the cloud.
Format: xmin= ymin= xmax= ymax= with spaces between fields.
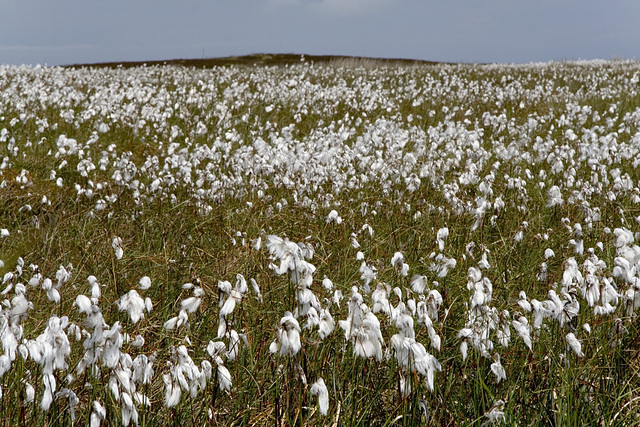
xmin=268 ymin=0 xmax=300 ymax=6
xmin=0 ymin=44 xmax=98 ymax=52
xmin=311 ymin=0 xmax=396 ymax=16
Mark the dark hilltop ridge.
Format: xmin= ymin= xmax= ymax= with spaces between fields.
xmin=65 ymin=53 xmax=444 ymax=69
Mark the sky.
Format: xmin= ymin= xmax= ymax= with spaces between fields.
xmin=1 ymin=0 xmax=639 ymax=66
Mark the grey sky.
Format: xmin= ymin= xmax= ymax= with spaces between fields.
xmin=1 ymin=0 xmax=638 ymax=66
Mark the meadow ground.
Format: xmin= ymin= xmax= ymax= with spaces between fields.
xmin=1 ymin=56 xmax=640 ymax=425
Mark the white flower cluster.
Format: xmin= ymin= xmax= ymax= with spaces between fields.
xmin=2 ymin=59 xmax=640 ymax=422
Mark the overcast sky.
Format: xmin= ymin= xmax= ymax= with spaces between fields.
xmin=1 ymin=0 xmax=638 ymax=66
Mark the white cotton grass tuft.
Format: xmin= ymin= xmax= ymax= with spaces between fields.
xmin=163 ymin=373 xmax=181 ymax=407
xmin=217 ymin=277 xmax=248 ymax=338
xmin=512 ymin=315 xmax=533 ymax=351
xmin=490 ymin=354 xmax=506 ymax=383
xmin=217 ymin=365 xmax=232 ymax=391
xmin=391 ymin=251 xmax=409 ymax=276
xmin=613 ymin=228 xmax=634 ymax=248
xmin=207 ymin=341 xmax=227 ymax=364
xmin=362 ymin=223 xmax=374 ymax=237
xmin=546 ymin=185 xmax=563 ymax=207
xmin=74 ymin=294 xmax=92 ymax=315
xmin=219 ymin=288 xmax=241 ymax=317
xmin=478 ymin=252 xmax=491 ymax=270
xmin=269 ymin=311 xmax=302 ymax=356
xmin=436 ymin=227 xmax=449 ymax=251
xmin=206 ymin=340 xmax=233 ymax=390
xmin=350 ymin=233 xmax=360 ymax=249
xmin=483 ymin=399 xmax=506 ymax=425
xmin=309 ymin=377 xmax=329 ymax=415
xmin=252 ymin=236 xmax=262 ymax=251
xmin=226 ymin=330 xmax=247 ymax=361
xmin=339 ymin=294 xmax=384 ymax=361
xmin=181 ymin=296 xmax=201 ymax=313
xmin=249 ymin=278 xmax=263 ymax=302
xmin=411 ymin=275 xmax=430 ymax=295
xmin=517 ymin=291 xmax=532 ymax=312
xmin=90 ymin=401 xmax=107 ymax=427
xmin=24 ymin=382 xmax=35 ymax=403
xmin=41 ymin=373 xmax=56 ymax=410
xmin=565 ymin=332 xmax=584 ymax=357
xmin=112 ymin=236 xmax=124 ymax=260
xmin=2 ymin=273 xmax=13 ymax=288
xmin=163 ymin=310 xmax=188 ymax=331
xmin=333 ymin=289 xmax=343 ymax=308
xmin=138 ymin=276 xmax=152 ymax=290
xmin=117 ymin=290 xmax=149 ymax=324
xmin=88 ymin=275 xmax=101 ymax=300
xmin=265 ymin=235 xmax=316 ymax=284
xmin=318 ymin=307 xmax=335 ymax=340
xmin=514 ymin=229 xmax=523 ymax=242
xmin=429 ymin=254 xmax=457 ymax=278
xmin=390 ymin=331 xmax=442 ymax=391
xmin=326 ymin=209 xmax=342 ymax=224
xmin=162 ymin=284 xmax=204 ymax=332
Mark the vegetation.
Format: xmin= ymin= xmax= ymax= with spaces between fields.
xmin=1 ymin=56 xmax=640 ymax=425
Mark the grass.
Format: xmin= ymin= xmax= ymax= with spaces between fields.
xmin=1 ymin=56 xmax=640 ymax=426
xmin=64 ymin=53 xmax=439 ymax=70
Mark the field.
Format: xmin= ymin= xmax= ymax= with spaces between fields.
xmin=1 ymin=56 xmax=640 ymax=426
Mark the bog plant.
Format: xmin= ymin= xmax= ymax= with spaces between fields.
xmin=1 ymin=58 xmax=640 ymax=425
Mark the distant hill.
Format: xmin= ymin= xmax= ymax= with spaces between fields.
xmin=65 ymin=53 xmax=443 ymax=69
